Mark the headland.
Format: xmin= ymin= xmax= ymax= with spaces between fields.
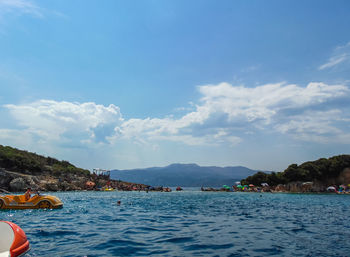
xmin=0 ymin=145 xmax=151 ymax=192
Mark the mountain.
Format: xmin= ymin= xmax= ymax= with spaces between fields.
xmin=111 ymin=163 xmax=260 ymax=187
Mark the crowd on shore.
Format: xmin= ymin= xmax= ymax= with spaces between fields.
xmin=87 ymin=178 xmax=350 ymax=194
xmin=201 ymin=182 xmax=350 ymax=193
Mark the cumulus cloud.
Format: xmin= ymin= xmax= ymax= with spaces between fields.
xmin=3 ymin=81 xmax=350 ymax=151
xmin=110 ymin=81 xmax=349 ymax=145
xmin=319 ymin=41 xmax=350 ymax=70
xmin=275 ymin=109 xmax=344 ymax=142
xmin=197 ymin=82 xmax=348 ymax=123
xmin=5 ymin=100 xmax=123 ymax=145
xmin=197 ymin=82 xmax=350 ymax=143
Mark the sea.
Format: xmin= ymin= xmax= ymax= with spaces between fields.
xmin=1 ymin=189 xmax=350 ymax=257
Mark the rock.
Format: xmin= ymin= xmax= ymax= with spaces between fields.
xmin=0 ymin=169 xmax=14 ymax=191
xmin=9 ymin=177 xmax=28 ymax=191
xmin=274 ymin=184 xmax=286 ymax=192
xmin=337 ymin=168 xmax=350 ymax=185
xmin=32 ymin=176 xmax=40 ymax=184
xmin=59 ymin=181 xmax=70 ymax=191
xmin=45 ymin=183 xmax=59 ymax=191
xmin=286 ymin=182 xmax=303 ymax=192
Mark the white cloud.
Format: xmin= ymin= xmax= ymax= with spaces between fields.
xmin=275 ymin=109 xmax=350 ymax=143
xmin=197 ymin=82 xmax=348 ymax=124
xmin=319 ymin=41 xmax=350 ymax=70
xmin=319 ymin=53 xmax=348 ymax=70
xmin=110 ymin=81 xmax=349 ymax=146
xmin=5 ymin=100 xmax=123 ymax=144
xmin=0 ymin=0 xmax=43 ymax=18
xmin=3 ymin=81 xmax=350 ymax=153
xmin=0 ymin=128 xmax=33 ymax=146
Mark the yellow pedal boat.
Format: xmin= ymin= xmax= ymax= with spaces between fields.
xmin=0 ymin=194 xmax=63 ymax=210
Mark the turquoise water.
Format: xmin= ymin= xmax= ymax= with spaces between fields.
xmin=1 ymin=190 xmax=350 ymax=257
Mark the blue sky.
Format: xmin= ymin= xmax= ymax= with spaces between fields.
xmin=0 ymin=0 xmax=350 ymax=172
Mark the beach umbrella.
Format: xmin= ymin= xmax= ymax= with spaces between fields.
xmin=237 ymin=185 xmax=243 ymax=188
xmin=327 ymin=186 xmax=336 ymax=191
xmin=222 ymin=185 xmax=230 ymax=189
xmin=235 ymin=181 xmax=241 ymax=185
xmin=249 ymin=184 xmax=254 ymax=187
xmin=261 ymin=183 xmax=269 ymax=187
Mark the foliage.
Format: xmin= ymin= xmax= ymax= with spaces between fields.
xmin=241 ymin=155 xmax=350 ymax=186
xmin=0 ymin=145 xmax=90 ymax=176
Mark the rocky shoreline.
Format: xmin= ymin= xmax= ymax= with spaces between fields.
xmin=1 ymin=145 xmax=349 ymax=194
xmin=0 ymin=168 xmax=153 ymax=192
xmin=2 ymin=166 xmax=349 ymax=194
xmin=0 ymin=145 xmax=165 ymax=193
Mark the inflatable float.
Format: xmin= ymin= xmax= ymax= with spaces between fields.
xmin=0 ymin=194 xmax=63 ymax=210
xmin=0 ymin=221 xmax=30 ymax=257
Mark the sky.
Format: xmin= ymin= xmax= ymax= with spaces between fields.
xmin=0 ymin=0 xmax=350 ymax=172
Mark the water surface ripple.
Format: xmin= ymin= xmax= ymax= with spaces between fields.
xmin=1 ymin=191 xmax=350 ymax=256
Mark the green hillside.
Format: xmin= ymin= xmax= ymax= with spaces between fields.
xmin=0 ymin=145 xmax=152 ymax=192
xmin=0 ymin=145 xmax=90 ymax=177
xmin=241 ymin=155 xmax=350 ymax=186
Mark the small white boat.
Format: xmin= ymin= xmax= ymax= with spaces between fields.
xmin=0 ymin=221 xmax=30 ymax=257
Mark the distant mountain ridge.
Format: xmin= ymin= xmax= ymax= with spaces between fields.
xmin=111 ymin=163 xmax=260 ymax=187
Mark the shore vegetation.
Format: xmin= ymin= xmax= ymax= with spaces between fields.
xmin=241 ymin=155 xmax=350 ymax=187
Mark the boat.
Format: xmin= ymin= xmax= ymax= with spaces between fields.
xmin=0 ymin=221 xmax=30 ymax=257
xmin=0 ymin=194 xmax=63 ymax=210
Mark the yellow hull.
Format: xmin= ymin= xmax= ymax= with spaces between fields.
xmin=0 ymin=194 xmax=63 ymax=210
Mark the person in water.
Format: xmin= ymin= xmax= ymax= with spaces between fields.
xmin=24 ymin=188 xmax=32 ymax=201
